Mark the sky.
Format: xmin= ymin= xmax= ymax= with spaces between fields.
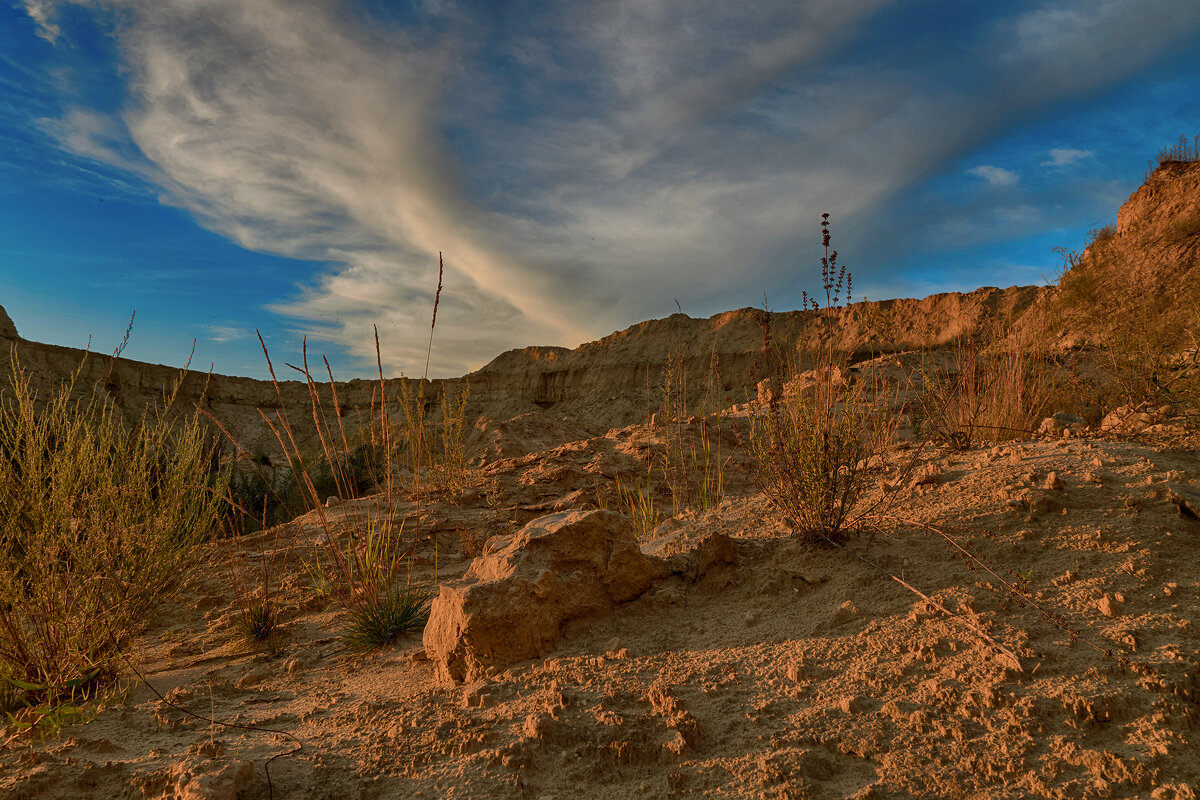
xmin=2 ymin=1 xmax=1200 ymax=380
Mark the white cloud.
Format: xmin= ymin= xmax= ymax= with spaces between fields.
xmin=204 ymin=324 xmax=248 ymax=344
xmin=967 ymin=165 xmax=1019 ymax=186
xmin=1042 ymin=148 xmax=1094 ymax=166
xmin=22 ymin=1 xmax=60 ymax=44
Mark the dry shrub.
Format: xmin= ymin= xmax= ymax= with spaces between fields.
xmin=0 ymin=351 xmax=225 ymax=710
xmin=915 ymin=338 xmax=1051 ymax=449
xmin=1157 ymin=133 xmax=1200 ymax=164
xmin=747 ymin=214 xmax=902 ymax=543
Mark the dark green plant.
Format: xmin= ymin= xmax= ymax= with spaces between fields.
xmin=343 ymin=586 xmax=431 ymax=650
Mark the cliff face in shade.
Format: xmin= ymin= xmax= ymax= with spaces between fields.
xmin=0 ymin=305 xmax=17 ymax=341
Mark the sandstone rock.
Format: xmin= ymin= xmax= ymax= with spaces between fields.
xmin=1039 ymin=412 xmax=1086 ymax=437
xmin=1043 ymin=471 xmax=1064 ymax=491
xmin=171 ymin=758 xmax=254 ymax=800
xmin=423 ymin=510 xmax=667 ymax=684
xmin=1097 ymin=594 xmax=1121 ymax=617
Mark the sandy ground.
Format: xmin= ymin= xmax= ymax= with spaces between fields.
xmin=2 ymin=419 xmax=1198 ymax=800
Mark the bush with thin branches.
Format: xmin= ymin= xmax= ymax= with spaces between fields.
xmin=0 ymin=351 xmax=225 ymax=712
xmin=747 ymin=214 xmax=901 ymax=543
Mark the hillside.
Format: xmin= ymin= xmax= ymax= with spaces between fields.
xmin=1 ymin=163 xmax=1199 ymax=800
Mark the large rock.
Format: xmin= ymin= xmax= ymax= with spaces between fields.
xmin=423 ymin=509 xmax=667 ymax=684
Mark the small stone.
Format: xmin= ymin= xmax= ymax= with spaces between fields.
xmin=785 ymin=662 xmax=807 ymax=682
xmin=1043 ymin=471 xmax=1064 ymax=491
xmin=324 ymin=495 xmax=341 ymax=508
xmin=744 ymin=611 xmax=759 ymax=627
xmin=913 ymin=463 xmax=941 ymax=486
xmin=839 ymin=695 xmax=866 ymax=714
xmin=1084 ymin=471 xmax=1103 ymax=486
xmin=1097 ymin=595 xmax=1121 ymax=617
xmin=832 ymin=600 xmax=860 ymax=624
xmin=235 ymin=665 xmax=272 ymax=689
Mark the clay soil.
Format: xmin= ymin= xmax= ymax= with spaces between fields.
xmin=2 ymin=418 xmax=1199 ymax=800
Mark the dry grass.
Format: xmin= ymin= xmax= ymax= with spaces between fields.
xmin=746 ymin=214 xmax=902 ymax=543
xmin=914 ymin=338 xmax=1051 ymax=450
xmin=226 ymin=254 xmax=457 ymax=650
xmin=0 ymin=350 xmax=225 ymax=723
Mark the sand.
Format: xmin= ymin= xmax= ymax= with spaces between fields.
xmin=1 ymin=414 xmax=1197 ymax=800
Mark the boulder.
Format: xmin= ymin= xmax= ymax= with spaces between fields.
xmin=423 ymin=509 xmax=667 ymax=684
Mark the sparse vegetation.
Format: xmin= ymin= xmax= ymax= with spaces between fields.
xmin=746 ymin=214 xmax=901 ymax=543
xmin=0 ymin=350 xmax=226 ymax=719
xmin=1157 ymin=133 xmax=1200 ymax=164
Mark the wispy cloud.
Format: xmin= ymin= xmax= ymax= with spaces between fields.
xmin=204 ymin=324 xmax=248 ymax=344
xmin=21 ymin=0 xmax=1200 ymax=376
xmin=22 ymin=1 xmax=60 ymax=43
xmin=967 ymin=165 xmax=1019 ymax=186
xmin=1042 ymin=148 xmax=1094 ymax=167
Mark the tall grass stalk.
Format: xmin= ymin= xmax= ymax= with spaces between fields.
xmin=241 ymin=254 xmax=455 ymax=648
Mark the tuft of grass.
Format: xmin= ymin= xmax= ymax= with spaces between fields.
xmin=342 ymin=586 xmax=431 ymax=650
xmin=914 ymin=338 xmax=1051 ymax=450
xmin=1157 ymin=133 xmax=1200 ymax=164
xmin=746 ymin=214 xmax=901 ymax=543
xmin=233 ymin=599 xmax=279 ymax=646
xmin=614 ymin=471 xmax=662 ymax=539
xmin=0 ymin=349 xmax=226 ymax=712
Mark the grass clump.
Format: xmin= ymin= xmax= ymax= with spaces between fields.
xmin=0 ymin=351 xmax=226 ymax=716
xmin=343 ymin=586 xmax=431 ymax=650
xmin=915 ymin=337 xmax=1051 ymax=449
xmin=233 ymin=599 xmax=279 ymax=646
xmin=747 ymin=214 xmax=900 ymax=544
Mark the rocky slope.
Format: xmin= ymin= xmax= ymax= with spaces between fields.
xmin=1022 ymin=160 xmax=1200 ymax=351
xmin=0 ymin=282 xmax=1045 ymax=457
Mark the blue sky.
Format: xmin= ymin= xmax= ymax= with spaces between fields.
xmin=2 ymin=0 xmax=1199 ymax=379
